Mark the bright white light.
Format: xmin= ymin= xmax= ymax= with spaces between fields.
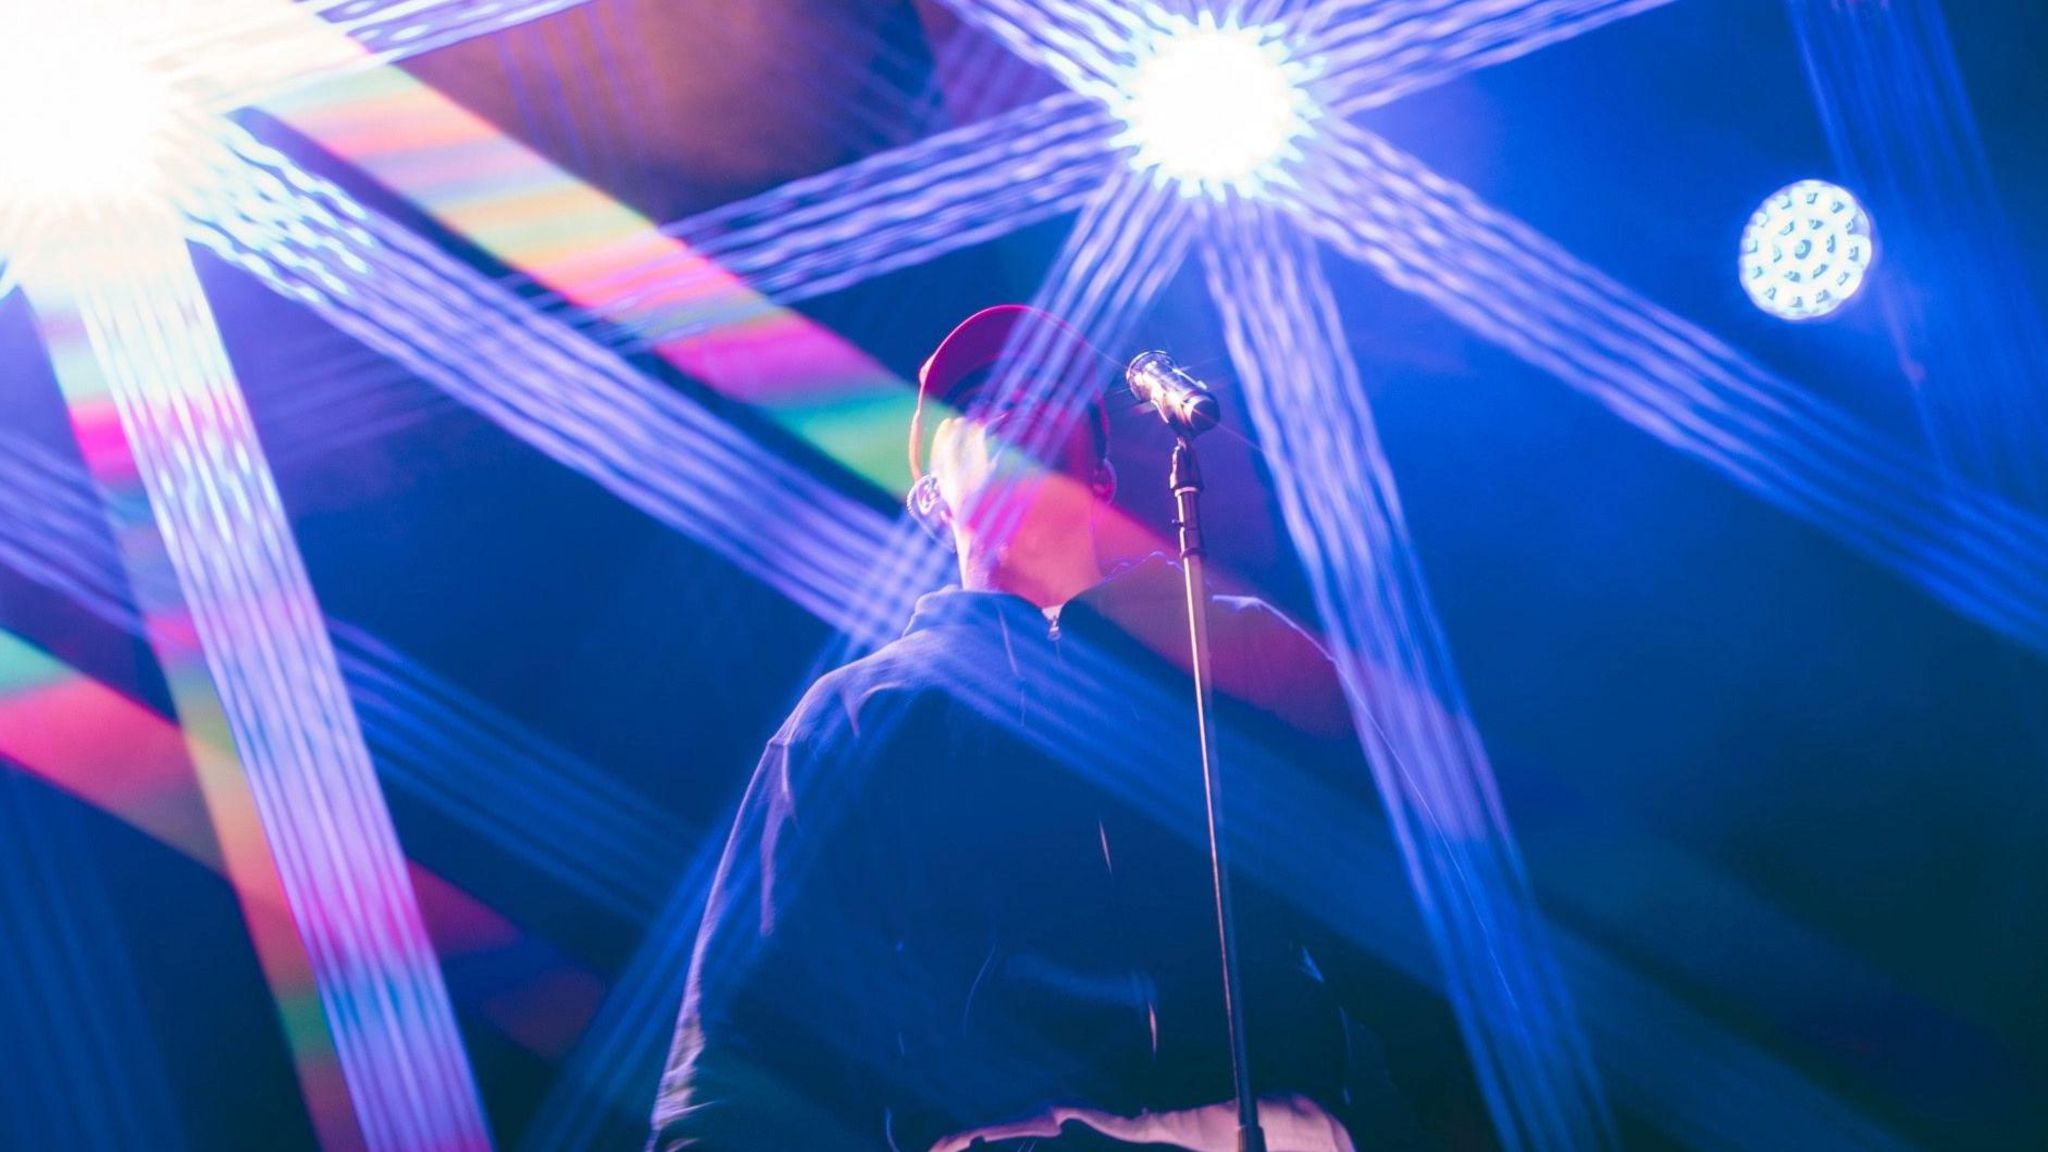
xmin=1120 ymin=19 xmax=1314 ymax=197
xmin=0 ymin=3 xmax=204 ymax=253
xmin=1739 ymin=179 xmax=1877 ymax=321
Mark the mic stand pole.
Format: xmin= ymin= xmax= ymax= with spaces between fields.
xmin=1170 ymin=435 xmax=1266 ymax=1152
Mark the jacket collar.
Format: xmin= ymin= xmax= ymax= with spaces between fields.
xmin=902 ymin=554 xmax=1185 ymax=642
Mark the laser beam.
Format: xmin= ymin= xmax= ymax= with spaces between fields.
xmin=1204 ymin=197 xmax=1616 ymax=1152
xmin=1280 ymin=119 xmax=2048 ymax=654
xmin=0 ymin=428 xmax=681 ymax=927
xmin=27 ymin=215 xmax=492 ymax=1152
xmin=1304 ymin=0 xmax=1678 ymax=116
xmin=184 ymin=124 xmax=903 ymax=640
xmin=632 ymin=93 xmax=1123 ymax=336
xmin=1788 ymin=0 xmax=2048 ymax=512
xmin=930 ymin=0 xmax=1166 ymax=100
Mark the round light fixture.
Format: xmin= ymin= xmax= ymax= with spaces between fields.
xmin=1739 ymin=179 xmax=1877 ymax=321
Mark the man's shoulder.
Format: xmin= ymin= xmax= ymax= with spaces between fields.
xmin=1207 ymin=593 xmax=1332 ymax=665
xmin=776 ymin=633 xmax=953 ymax=747
xmin=1205 ymin=595 xmax=1354 ymax=741
xmin=1212 ymin=591 xmax=1313 ymax=631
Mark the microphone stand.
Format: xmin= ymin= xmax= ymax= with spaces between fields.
xmin=1169 ymin=435 xmax=1266 ymax=1152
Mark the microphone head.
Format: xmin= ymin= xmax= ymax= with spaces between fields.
xmin=1125 ymin=349 xmax=1178 ymax=388
xmin=1125 ymin=350 xmax=1219 ymax=436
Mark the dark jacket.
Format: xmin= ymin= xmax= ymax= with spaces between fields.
xmin=650 ymin=558 xmax=1484 ymax=1151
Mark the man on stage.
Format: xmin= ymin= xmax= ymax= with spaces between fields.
xmin=648 ymin=306 xmax=1487 ymax=1151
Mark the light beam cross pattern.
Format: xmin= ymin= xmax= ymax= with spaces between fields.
xmin=4 ymin=0 xmax=2036 ymax=1150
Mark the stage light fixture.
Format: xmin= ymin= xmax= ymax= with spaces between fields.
xmin=1739 ymin=179 xmax=1877 ymax=321
xmin=1119 ymin=19 xmax=1313 ymax=198
xmin=0 ymin=4 xmax=202 ymax=253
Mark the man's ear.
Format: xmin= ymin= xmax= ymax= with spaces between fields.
xmin=907 ymin=472 xmax=956 ymax=549
xmin=1091 ymin=460 xmax=1117 ymax=502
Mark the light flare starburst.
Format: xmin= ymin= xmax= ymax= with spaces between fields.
xmin=1117 ymin=18 xmax=1317 ymax=198
xmin=0 ymin=0 xmax=239 ymax=282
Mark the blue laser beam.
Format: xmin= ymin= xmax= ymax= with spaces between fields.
xmin=0 ymin=437 xmax=138 ymax=632
xmin=184 ymin=125 xmax=902 ymax=642
xmin=27 ymin=216 xmax=493 ymax=1152
xmin=631 ymin=93 xmax=1123 ymax=337
xmin=1303 ymin=0 xmax=1677 ymax=116
xmin=1787 ymin=0 xmax=2048 ymax=514
xmin=0 ymin=428 xmax=677 ymax=925
xmin=922 ymin=4 xmax=1061 ymax=126
xmin=929 ymin=0 xmax=1160 ymax=102
xmin=1203 ymin=197 xmax=1617 ymax=1152
xmin=321 ymin=0 xmax=607 ymax=63
xmin=1280 ymin=118 xmax=2048 ymax=655
xmin=158 ymin=0 xmax=604 ymax=114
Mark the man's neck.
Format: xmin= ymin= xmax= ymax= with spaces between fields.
xmin=960 ymin=542 xmax=1104 ymax=611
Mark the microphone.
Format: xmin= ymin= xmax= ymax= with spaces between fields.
xmin=1125 ymin=350 xmax=1221 ymax=436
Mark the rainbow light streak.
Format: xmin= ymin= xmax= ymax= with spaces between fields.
xmin=636 ymin=93 xmax=1123 ymax=334
xmin=0 ymin=630 xmax=608 ymax=1068
xmin=1787 ymin=0 xmax=2048 ymax=512
xmin=184 ymin=126 xmax=902 ymax=642
xmin=1302 ymin=0 xmax=1679 ymax=116
xmin=13 ymin=313 xmax=365 ymax=1150
xmin=1203 ymin=201 xmax=1616 ymax=1152
xmin=0 ymin=764 xmax=186 ymax=1150
xmin=0 ymin=614 xmax=364 ymax=1150
xmin=0 ymin=427 xmax=677 ymax=928
xmin=27 ymin=220 xmax=491 ymax=1152
xmin=257 ymin=65 xmax=921 ymax=493
xmin=1279 ymin=119 xmax=2048 ymax=655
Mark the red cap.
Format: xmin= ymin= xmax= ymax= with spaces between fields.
xmin=909 ymin=304 xmax=1110 ymax=480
